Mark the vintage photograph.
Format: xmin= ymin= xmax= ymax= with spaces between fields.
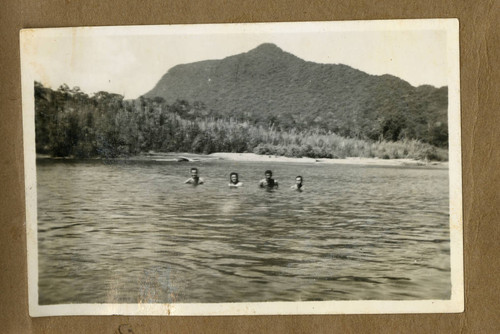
xmin=21 ymin=20 xmax=463 ymax=316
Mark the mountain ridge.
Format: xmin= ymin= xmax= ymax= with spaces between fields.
xmin=144 ymin=43 xmax=448 ymax=146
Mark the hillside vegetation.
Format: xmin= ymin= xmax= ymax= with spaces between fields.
xmin=145 ymin=43 xmax=448 ymax=148
xmin=34 ymin=82 xmax=447 ymax=161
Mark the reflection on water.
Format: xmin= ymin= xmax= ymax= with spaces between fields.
xmin=37 ymin=159 xmax=450 ymax=304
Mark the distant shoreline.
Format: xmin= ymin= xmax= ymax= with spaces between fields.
xmin=210 ymin=153 xmax=447 ymax=167
xmin=37 ymin=152 xmax=448 ymax=168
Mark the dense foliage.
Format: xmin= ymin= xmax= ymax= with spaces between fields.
xmin=146 ymin=43 xmax=449 ymax=148
xmin=34 ymin=82 xmax=447 ymax=161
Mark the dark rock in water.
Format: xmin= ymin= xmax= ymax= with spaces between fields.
xmin=177 ymin=156 xmax=200 ymax=162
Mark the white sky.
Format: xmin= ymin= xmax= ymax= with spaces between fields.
xmin=24 ymin=21 xmax=450 ymax=99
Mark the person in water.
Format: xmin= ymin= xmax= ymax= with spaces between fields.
xmin=184 ymin=167 xmax=204 ymax=185
xmin=228 ymin=172 xmax=243 ymax=188
xmin=291 ymin=175 xmax=303 ymax=191
xmin=259 ymin=170 xmax=278 ymax=189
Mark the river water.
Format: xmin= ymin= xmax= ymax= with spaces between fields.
xmin=37 ymin=159 xmax=450 ymax=304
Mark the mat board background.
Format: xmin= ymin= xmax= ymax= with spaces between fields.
xmin=1 ymin=0 xmax=499 ymax=333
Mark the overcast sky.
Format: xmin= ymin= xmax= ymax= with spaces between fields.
xmin=24 ymin=21 xmax=451 ymax=99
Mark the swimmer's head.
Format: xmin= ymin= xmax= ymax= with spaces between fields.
xmin=190 ymin=168 xmax=199 ymax=178
xmin=230 ymin=172 xmax=239 ymax=184
xmin=265 ymin=170 xmax=273 ymax=179
xmin=295 ymin=175 xmax=303 ymax=186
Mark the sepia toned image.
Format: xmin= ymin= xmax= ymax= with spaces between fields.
xmin=21 ymin=19 xmax=462 ymax=316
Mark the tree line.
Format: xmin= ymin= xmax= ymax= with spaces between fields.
xmin=34 ymin=82 xmax=447 ymax=161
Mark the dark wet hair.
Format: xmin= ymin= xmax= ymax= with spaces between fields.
xmin=229 ymin=172 xmax=239 ymax=184
xmin=296 ymin=175 xmax=303 ymax=181
xmin=265 ymin=170 xmax=273 ymax=175
xmin=190 ymin=167 xmax=198 ymax=173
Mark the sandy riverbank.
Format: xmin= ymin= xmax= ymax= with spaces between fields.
xmin=37 ymin=152 xmax=448 ymax=167
xmin=210 ymin=152 xmax=448 ymax=167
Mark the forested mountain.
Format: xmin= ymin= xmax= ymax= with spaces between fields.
xmin=145 ymin=43 xmax=448 ymax=147
xmin=33 ymin=43 xmax=449 ymax=160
